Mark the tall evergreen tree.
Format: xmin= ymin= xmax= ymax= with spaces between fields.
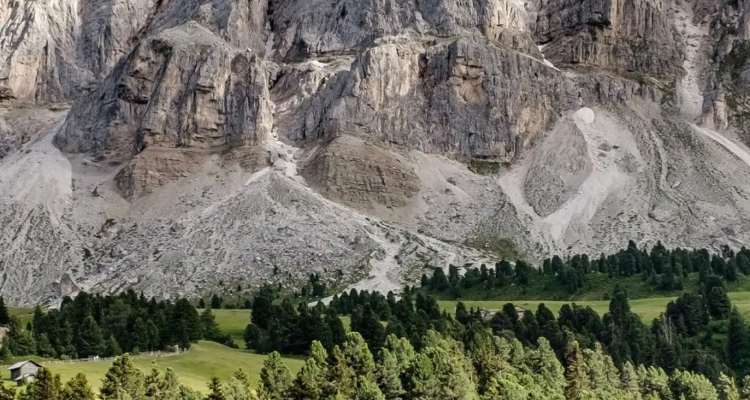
xmin=207 ymin=377 xmax=226 ymax=400
xmin=377 ymin=348 xmax=404 ymax=400
xmin=258 ymin=352 xmax=292 ymax=400
xmin=103 ymin=335 xmax=123 ymax=358
xmin=564 ymin=340 xmax=591 ymax=400
xmin=100 ymin=354 xmax=145 ymax=400
xmin=62 ymin=373 xmax=95 ymax=400
xmin=726 ymin=308 xmax=750 ymax=373
xmin=76 ymin=315 xmax=105 ymax=358
xmin=19 ymin=367 xmax=62 ymax=400
xmin=0 ymin=297 xmax=10 ymax=325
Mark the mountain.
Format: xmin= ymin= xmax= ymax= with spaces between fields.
xmin=2 ymin=0 xmax=750 ymax=304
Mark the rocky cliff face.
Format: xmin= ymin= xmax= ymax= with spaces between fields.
xmin=2 ymin=0 xmax=750 ymax=304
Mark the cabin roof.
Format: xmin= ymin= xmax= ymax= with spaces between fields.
xmin=8 ymin=360 xmax=42 ymax=370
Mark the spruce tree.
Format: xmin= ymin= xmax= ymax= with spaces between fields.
xmin=726 ymin=308 xmax=750 ymax=372
xmin=20 ymin=367 xmax=62 ymax=400
xmin=342 ymin=333 xmax=377 ymax=380
xmin=377 ymin=348 xmax=404 ymax=400
xmin=355 ymin=376 xmax=386 ymax=400
xmin=707 ymin=286 xmax=732 ymax=320
xmin=0 ymin=297 xmax=9 ymax=325
xmin=103 ymin=335 xmax=123 ymax=357
xmin=564 ymin=339 xmax=590 ymax=400
xmin=211 ymin=295 xmax=223 ymax=310
xmin=719 ymin=373 xmax=740 ymax=400
xmin=62 ymin=373 xmax=95 ymax=400
xmin=0 ymin=337 xmax=12 ymax=363
xmin=357 ymin=306 xmax=386 ymax=356
xmin=200 ymin=308 xmax=222 ymax=341
xmin=234 ymin=368 xmax=252 ymax=391
xmin=204 ymin=377 xmax=224 ymax=400
xmin=100 ymin=354 xmax=145 ymax=400
xmin=36 ymin=333 xmax=56 ymax=358
xmin=76 ymin=315 xmax=105 ymax=358
xmin=324 ymin=346 xmax=355 ymax=399
xmin=529 ymin=337 xmax=565 ymax=396
xmin=258 ymin=352 xmax=292 ymax=400
xmin=290 ymin=357 xmax=325 ymax=399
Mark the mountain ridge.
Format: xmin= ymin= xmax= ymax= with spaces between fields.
xmin=2 ymin=0 xmax=750 ymax=304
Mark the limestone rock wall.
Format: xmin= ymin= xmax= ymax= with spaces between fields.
xmin=55 ymin=22 xmax=272 ymax=163
xmin=531 ymin=0 xmax=683 ymax=79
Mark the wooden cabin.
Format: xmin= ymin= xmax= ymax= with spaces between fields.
xmin=9 ymin=360 xmax=41 ymax=386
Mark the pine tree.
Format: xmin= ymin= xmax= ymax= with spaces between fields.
xmin=103 ymin=335 xmax=123 ymax=357
xmin=357 ymin=306 xmax=386 ymax=356
xmin=377 ymin=348 xmax=404 ymax=400
xmin=171 ymin=299 xmax=202 ymax=345
xmin=342 ymin=333 xmax=377 ymax=380
xmin=0 ymin=337 xmax=12 ymax=363
xmin=200 ymin=308 xmax=222 ymax=341
xmin=56 ymin=318 xmax=76 ymax=358
xmin=726 ymin=308 xmax=750 ymax=372
xmin=62 ymin=373 xmax=95 ymax=400
xmin=76 ymin=315 xmax=105 ymax=358
xmin=211 ymin=295 xmax=223 ymax=310
xmin=206 ymin=377 xmax=225 ymax=400
xmin=19 ymin=367 xmax=62 ymax=400
xmin=707 ymin=286 xmax=732 ymax=320
xmin=36 ymin=333 xmax=56 ymax=358
xmin=740 ymin=376 xmax=750 ymax=400
xmin=258 ymin=352 xmax=292 ymax=400
xmin=324 ymin=346 xmax=355 ymax=399
xmin=529 ymin=337 xmax=565 ymax=396
xmin=198 ymin=298 xmax=206 ymax=309
xmin=0 ymin=297 xmax=10 ymax=325
xmin=564 ymin=339 xmax=590 ymax=400
xmin=100 ymin=354 xmax=145 ymax=400
xmin=290 ymin=357 xmax=325 ymax=399
xmin=234 ymin=368 xmax=252 ymax=390
xmin=719 ymin=373 xmax=740 ymax=400
xmin=355 ymin=376 xmax=386 ymax=400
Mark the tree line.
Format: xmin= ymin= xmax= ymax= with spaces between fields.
xmin=245 ymin=273 xmax=750 ymax=383
xmin=421 ymin=241 xmax=750 ymax=297
xmin=0 ymin=290 xmax=235 ymax=362
xmin=11 ymin=331 xmax=750 ymax=400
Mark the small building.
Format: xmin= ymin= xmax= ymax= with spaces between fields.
xmin=9 ymin=360 xmax=41 ymax=386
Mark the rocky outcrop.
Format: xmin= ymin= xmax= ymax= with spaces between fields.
xmin=530 ymin=0 xmax=684 ymax=80
xmin=268 ymin=0 xmax=529 ymax=61
xmin=281 ymin=36 xmax=566 ymax=161
xmin=56 ymin=22 xmax=272 ymax=163
xmin=302 ymin=135 xmax=421 ymax=208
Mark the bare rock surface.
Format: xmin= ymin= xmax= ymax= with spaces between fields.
xmin=4 ymin=0 xmax=750 ymax=304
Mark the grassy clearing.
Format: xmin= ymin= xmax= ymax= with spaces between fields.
xmin=438 ymin=292 xmax=750 ymax=323
xmin=42 ymin=341 xmax=303 ymax=393
xmin=212 ymin=309 xmax=251 ymax=346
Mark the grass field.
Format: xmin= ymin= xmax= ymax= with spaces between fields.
xmin=438 ymin=292 xmax=750 ymax=322
xmin=212 ymin=309 xmax=251 ymax=346
xmin=42 ymin=341 xmax=303 ymax=393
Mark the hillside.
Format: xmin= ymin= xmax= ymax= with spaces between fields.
xmin=3 ymin=0 xmax=750 ymax=304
